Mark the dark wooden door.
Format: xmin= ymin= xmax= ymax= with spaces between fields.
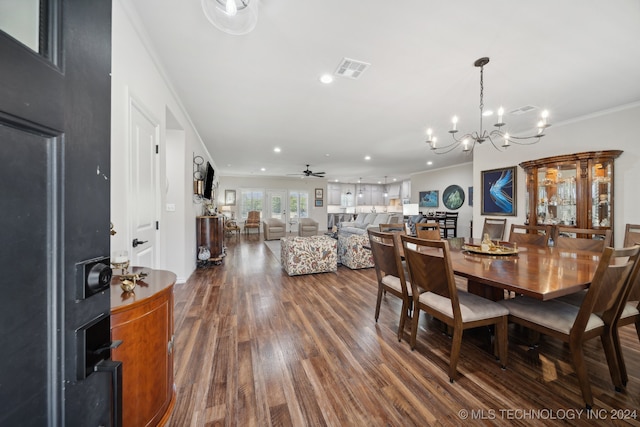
xmin=0 ymin=1 xmax=114 ymax=425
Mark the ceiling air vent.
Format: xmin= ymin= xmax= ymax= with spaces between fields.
xmin=509 ymin=105 xmax=538 ymax=115
xmin=335 ymin=58 xmax=371 ymax=79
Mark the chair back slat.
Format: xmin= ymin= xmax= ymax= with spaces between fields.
xmin=368 ymin=230 xmax=405 ymax=289
xmin=415 ymin=222 xmax=441 ymax=240
xmin=623 ymin=225 xmax=640 ymax=302
xmin=575 ymin=246 xmax=640 ymax=330
xmin=482 ymin=218 xmax=507 ymax=241
xmin=379 ymin=223 xmax=407 ymax=233
xmin=624 ymin=224 xmax=640 ymax=248
xmin=553 ymin=227 xmax=611 ymax=252
xmin=401 ymin=235 xmax=459 ymax=316
xmin=508 ymin=224 xmax=551 ymax=247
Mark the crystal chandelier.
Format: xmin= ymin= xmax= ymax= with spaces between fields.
xmin=426 ymin=57 xmax=551 ymax=154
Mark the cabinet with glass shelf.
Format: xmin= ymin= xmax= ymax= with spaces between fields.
xmin=520 ymin=150 xmax=622 ymax=244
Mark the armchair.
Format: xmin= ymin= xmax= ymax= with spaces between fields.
xmin=244 ymin=210 xmax=261 ymax=235
xmin=263 ymin=218 xmax=286 ymax=240
xmin=298 ymin=218 xmax=319 ymax=237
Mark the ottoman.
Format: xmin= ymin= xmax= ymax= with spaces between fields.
xmin=338 ymin=233 xmax=374 ymax=269
xmin=281 ymin=235 xmax=338 ymax=276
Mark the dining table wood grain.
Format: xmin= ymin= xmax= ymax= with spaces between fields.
xmin=403 ymin=237 xmax=603 ymax=301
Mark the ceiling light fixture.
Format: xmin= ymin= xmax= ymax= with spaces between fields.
xmin=201 ymin=0 xmax=258 ymax=36
xmin=319 ymin=74 xmax=334 ymax=84
xmin=383 ymin=176 xmax=388 ymax=198
xmin=425 ymin=57 xmax=551 ymax=154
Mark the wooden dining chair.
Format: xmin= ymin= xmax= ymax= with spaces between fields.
xmin=624 ymin=224 xmax=640 ymax=247
xmin=611 ymin=224 xmax=640 ymax=387
xmin=552 ymin=226 xmax=612 ymax=252
xmin=368 ymin=229 xmax=412 ymax=342
xmin=379 ymin=223 xmax=407 ymax=233
xmin=481 ymin=218 xmax=507 ymax=241
xmin=508 ymin=224 xmax=551 ymax=247
xmin=400 ymin=235 xmax=509 ymax=383
xmin=498 ymin=245 xmax=640 ymax=408
xmin=415 ymin=222 xmax=441 ymax=240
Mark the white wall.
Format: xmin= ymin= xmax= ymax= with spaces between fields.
xmin=410 ymin=163 xmax=474 ymax=238
xmin=473 ymin=103 xmax=640 ymax=244
xmin=218 ymin=176 xmax=328 ymax=230
xmin=111 ymin=0 xmax=213 ymax=282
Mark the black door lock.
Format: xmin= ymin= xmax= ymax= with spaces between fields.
xmin=132 ymin=238 xmax=148 ymax=248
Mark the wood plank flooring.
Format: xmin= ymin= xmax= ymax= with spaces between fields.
xmin=166 ymin=234 xmax=640 ymax=426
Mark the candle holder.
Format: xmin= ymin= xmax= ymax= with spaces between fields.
xmin=111 ymin=250 xmax=130 ymax=275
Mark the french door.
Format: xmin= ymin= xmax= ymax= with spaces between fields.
xmin=288 ymin=191 xmax=309 ymax=233
xmin=266 ymin=190 xmax=287 ymax=229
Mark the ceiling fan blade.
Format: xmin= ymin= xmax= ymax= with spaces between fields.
xmin=311 ymin=173 xmax=325 ymax=177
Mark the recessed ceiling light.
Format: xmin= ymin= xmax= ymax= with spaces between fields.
xmin=482 ymin=110 xmax=494 ymax=116
xmin=334 ymin=179 xmax=339 ymax=182
xmin=260 ymin=167 xmax=266 ymax=171
xmin=273 ymin=147 xmax=281 ymax=153
xmin=427 ymin=161 xmax=433 ymax=166
xmin=364 ymin=155 xmax=371 ymax=160
xmin=325 ymin=153 xmax=330 ymax=157
xmin=319 ymin=74 xmax=333 ymax=84
xmin=392 ymin=178 xmax=397 ymax=181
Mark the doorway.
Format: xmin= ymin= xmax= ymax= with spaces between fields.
xmin=266 ymin=189 xmax=287 ymax=230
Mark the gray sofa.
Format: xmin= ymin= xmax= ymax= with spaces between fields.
xmin=339 ymin=212 xmax=403 ymax=237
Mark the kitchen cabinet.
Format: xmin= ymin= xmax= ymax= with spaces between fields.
xmin=327 ymin=183 xmax=342 ymax=205
xmin=371 ymin=185 xmax=384 ymax=205
xmin=401 ymin=180 xmax=411 ymax=200
xmin=387 ymin=183 xmax=401 ymax=199
xmin=519 ymin=150 xmax=622 ymax=243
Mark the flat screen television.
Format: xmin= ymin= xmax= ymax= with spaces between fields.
xmin=203 ymin=162 xmax=215 ymax=200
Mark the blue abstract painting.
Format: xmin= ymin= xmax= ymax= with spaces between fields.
xmin=481 ymin=167 xmax=516 ymax=216
xmin=419 ymin=190 xmax=439 ymax=208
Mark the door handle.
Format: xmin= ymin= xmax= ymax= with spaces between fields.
xmin=95 ymin=360 xmax=123 ymax=427
xmin=132 ymin=238 xmax=148 ymax=248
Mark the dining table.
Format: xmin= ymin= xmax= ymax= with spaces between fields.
xmin=397 ymin=236 xmax=603 ymax=301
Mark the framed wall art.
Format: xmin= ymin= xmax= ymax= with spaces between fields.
xmin=224 ymin=189 xmax=236 ymax=206
xmin=442 ymin=185 xmax=465 ymax=210
xmin=481 ymin=166 xmax=516 ymax=216
xmin=315 ymin=188 xmax=323 ymax=200
xmin=315 ymin=199 xmax=323 ymax=207
xmin=419 ymin=190 xmax=439 ymax=208
xmin=468 ymin=186 xmax=474 ymax=206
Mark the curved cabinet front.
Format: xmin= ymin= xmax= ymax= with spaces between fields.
xmin=111 ymin=268 xmax=176 ymax=427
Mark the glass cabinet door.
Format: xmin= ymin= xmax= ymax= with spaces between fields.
xmin=535 ymin=163 xmax=577 ymax=225
xmin=591 ymin=160 xmax=613 ymax=228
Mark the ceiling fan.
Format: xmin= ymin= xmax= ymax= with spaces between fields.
xmin=288 ymin=164 xmax=326 ymax=178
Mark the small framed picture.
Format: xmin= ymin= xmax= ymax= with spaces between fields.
xmin=315 ymin=199 xmax=323 ymax=207
xmin=225 ymin=189 xmax=236 ymax=206
xmin=315 ymin=188 xmax=323 ymax=199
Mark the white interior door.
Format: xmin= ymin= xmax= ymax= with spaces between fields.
xmin=130 ymin=101 xmax=158 ymax=268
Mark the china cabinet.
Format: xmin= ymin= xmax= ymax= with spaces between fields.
xmin=519 ymin=150 xmax=622 ymax=243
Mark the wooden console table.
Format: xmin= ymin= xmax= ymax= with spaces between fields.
xmin=197 ymin=215 xmax=226 ymax=265
xmin=111 ymin=267 xmax=176 ymax=427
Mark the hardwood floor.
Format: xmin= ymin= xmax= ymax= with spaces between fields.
xmin=166 ymin=234 xmax=640 ymax=426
